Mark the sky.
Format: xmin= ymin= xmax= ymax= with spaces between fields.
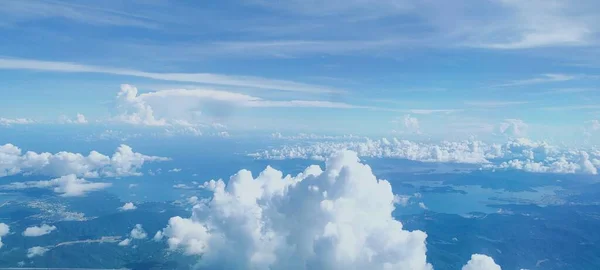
xmin=0 ymin=0 xmax=599 ymax=144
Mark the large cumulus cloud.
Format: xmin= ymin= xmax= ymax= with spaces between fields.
xmin=159 ymin=150 xmax=499 ymax=269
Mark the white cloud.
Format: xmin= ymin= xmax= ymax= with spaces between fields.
xmin=153 ymin=231 xmax=164 ymax=242
xmin=160 ymin=150 xmax=433 ymax=269
xmin=0 ymin=143 xmax=168 ymax=178
xmin=130 ymin=224 xmax=147 ymax=239
xmin=462 ymin=254 xmax=502 ymax=270
xmin=217 ymin=131 xmax=230 ymax=138
xmin=590 ymin=120 xmax=600 ymax=131
xmin=173 ymin=183 xmax=194 ymax=190
xmin=0 ymin=223 xmax=9 ymax=249
xmin=58 ymin=113 xmax=88 ymax=124
xmin=27 ymin=246 xmax=50 ymax=258
xmin=169 ymin=168 xmax=182 ymax=173
xmin=0 ymin=58 xmax=341 ymax=94
xmin=473 ymin=0 xmax=593 ymax=50
xmin=491 ymin=151 xmax=598 ymax=175
xmin=118 ymin=202 xmax=137 ymax=211
xmin=0 ymin=117 xmax=34 ymax=126
xmin=159 ymin=150 xmax=500 ymax=269
xmin=418 ymin=202 xmax=428 ymax=210
xmin=113 ymin=84 xmax=365 ymax=127
xmin=498 ymin=119 xmax=527 ymax=137
xmin=393 ymin=114 xmax=421 ymax=134
xmin=118 ymin=238 xmax=131 ymax=246
xmin=250 ymin=137 xmax=599 ymax=175
xmin=497 ymin=74 xmax=577 ymax=87
xmin=187 ymin=196 xmax=199 ymax=204
xmin=23 ymin=224 xmax=57 ymax=237
xmin=1 ymin=174 xmax=111 ymax=197
xmin=393 ymin=194 xmax=411 ymax=207
xmin=251 ymin=138 xmax=493 ymax=164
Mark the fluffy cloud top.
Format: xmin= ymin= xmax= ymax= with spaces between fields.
xmin=250 ymin=138 xmax=599 ymax=174
xmin=1 ymin=174 xmax=111 ymax=197
xmin=0 ymin=143 xmax=168 ymax=178
xmin=130 ymin=224 xmax=147 ymax=239
xmin=58 ymin=113 xmax=88 ymax=124
xmin=498 ymin=119 xmax=527 ymax=137
xmin=160 ymin=150 xmax=434 ymax=269
xmin=159 ymin=150 xmax=499 ymax=269
xmin=23 ymin=224 xmax=57 ymax=237
xmin=462 ymin=254 xmax=502 ymax=270
xmin=119 ymin=202 xmax=137 ymax=211
xmin=0 ymin=223 xmax=9 ymax=249
xmin=27 ymin=246 xmax=50 ymax=258
xmin=118 ymin=238 xmax=131 ymax=246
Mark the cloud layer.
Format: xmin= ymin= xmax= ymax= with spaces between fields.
xmin=0 ymin=143 xmax=168 ymax=178
xmin=250 ymin=138 xmax=600 ymax=174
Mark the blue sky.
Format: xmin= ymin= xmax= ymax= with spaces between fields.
xmin=0 ymin=0 xmax=599 ymax=144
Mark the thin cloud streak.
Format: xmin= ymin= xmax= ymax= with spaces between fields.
xmin=495 ymin=74 xmax=577 ymax=87
xmin=464 ymin=100 xmax=529 ymax=107
xmin=0 ymin=58 xmax=343 ymax=94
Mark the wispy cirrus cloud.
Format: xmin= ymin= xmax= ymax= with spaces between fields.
xmin=496 ymin=74 xmax=578 ymax=87
xmin=0 ymin=0 xmax=161 ymax=29
xmin=0 ymin=58 xmax=343 ymax=94
xmin=464 ymin=100 xmax=529 ymax=108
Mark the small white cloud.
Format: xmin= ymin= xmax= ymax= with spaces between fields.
xmin=168 ymin=168 xmax=182 ymax=173
xmin=0 ymin=223 xmax=9 ymax=249
xmin=118 ymin=202 xmax=137 ymax=211
xmin=173 ymin=183 xmax=193 ymax=189
xmin=498 ymin=119 xmax=527 ymax=137
xmin=418 ymin=202 xmax=428 ymax=210
xmin=591 ymin=120 xmax=600 ymax=131
xmin=58 ymin=113 xmax=88 ymax=124
xmin=129 ymin=184 xmax=138 ymax=188
xmin=403 ymin=114 xmax=420 ymax=133
xmin=462 ymin=254 xmax=502 ymax=270
xmin=118 ymin=238 xmax=131 ymax=246
xmin=27 ymin=246 xmax=50 ymax=258
xmin=130 ymin=224 xmax=147 ymax=239
xmin=187 ymin=196 xmax=199 ymax=204
xmin=153 ymin=231 xmax=164 ymax=242
xmin=1 ymin=174 xmax=111 ymax=197
xmin=393 ymin=194 xmax=411 ymax=206
xmin=217 ymin=131 xmax=230 ymax=137
xmin=23 ymin=224 xmax=57 ymax=237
